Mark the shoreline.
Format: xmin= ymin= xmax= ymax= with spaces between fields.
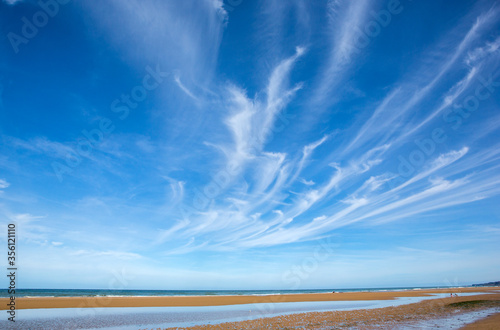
xmin=2 ymin=286 xmax=498 ymax=310
xmin=176 ymin=293 xmax=500 ymax=330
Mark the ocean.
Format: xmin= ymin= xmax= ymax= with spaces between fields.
xmin=1 ymin=286 xmax=465 ymax=298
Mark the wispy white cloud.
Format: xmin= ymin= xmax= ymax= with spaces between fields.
xmin=289 ymin=135 xmax=329 ymax=185
xmin=1 ymin=213 xmax=50 ymax=244
xmin=309 ymin=0 xmax=371 ymax=107
xmin=2 ymin=0 xmax=23 ymax=5
xmin=71 ymin=249 xmax=142 ymax=260
xmin=341 ymin=8 xmax=500 ymax=157
xmin=0 ymin=178 xmax=9 ymax=189
xmin=465 ymin=36 xmax=500 ymax=66
xmin=223 ymin=47 xmax=305 ymax=170
xmin=6 ymin=5 xmax=499 ymax=258
xmin=174 ymin=74 xmax=200 ymax=102
xmin=300 ymin=178 xmax=315 ymax=186
xmin=3 ymin=0 xmax=500 ymax=290
xmin=7 ymin=136 xmax=76 ymax=159
xmin=329 ymin=0 xmax=370 ymax=65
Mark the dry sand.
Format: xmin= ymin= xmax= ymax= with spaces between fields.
xmin=1 ymin=286 xmax=498 ymax=310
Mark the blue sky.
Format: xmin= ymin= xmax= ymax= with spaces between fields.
xmin=1 ymin=0 xmax=500 ymax=290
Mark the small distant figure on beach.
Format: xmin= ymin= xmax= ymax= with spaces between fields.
xmin=332 ymin=291 xmax=336 ymax=293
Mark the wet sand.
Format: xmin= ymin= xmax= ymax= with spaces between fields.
xmin=175 ymin=292 xmax=500 ymax=330
xmin=1 ymin=286 xmax=497 ymax=310
xmin=461 ymin=311 xmax=500 ymax=329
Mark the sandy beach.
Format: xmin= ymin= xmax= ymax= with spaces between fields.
xmin=1 ymin=286 xmax=498 ymax=310
xmin=4 ymin=1 xmax=500 ymax=329
xmin=1 ymin=287 xmax=498 ymax=329
xmin=174 ymin=291 xmax=500 ymax=329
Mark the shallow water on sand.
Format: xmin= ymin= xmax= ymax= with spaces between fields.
xmin=0 ymin=292 xmax=493 ymax=329
xmin=398 ymin=307 xmax=500 ymax=329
